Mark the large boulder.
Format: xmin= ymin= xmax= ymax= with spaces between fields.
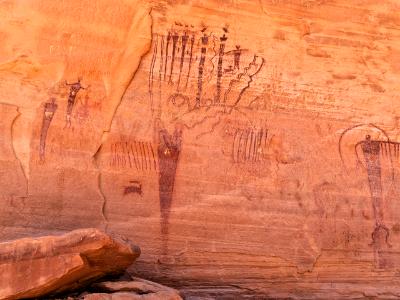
xmin=0 ymin=228 xmax=140 ymax=300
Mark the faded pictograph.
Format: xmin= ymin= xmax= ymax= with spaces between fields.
xmin=195 ymin=30 xmax=209 ymax=107
xmin=220 ymin=120 xmax=271 ymax=171
xmin=148 ymin=25 xmax=265 ymax=135
xmin=232 ymin=127 xmax=269 ymax=163
xmin=215 ymin=29 xmax=228 ymax=104
xmin=225 ymin=45 xmax=246 ymax=72
xmin=74 ymin=94 xmax=100 ymax=124
xmin=110 ymin=139 xmax=157 ymax=172
xmin=339 ymin=123 xmax=399 ymax=268
xmin=147 ymin=24 xmax=266 ymax=254
xmin=36 ymin=79 xmax=98 ymax=163
xmin=313 ymin=182 xmax=355 ymax=249
xmin=64 ymin=78 xmax=87 ymax=128
xmin=39 ymin=98 xmax=58 ymax=162
xmin=124 ymin=180 xmax=143 ymax=196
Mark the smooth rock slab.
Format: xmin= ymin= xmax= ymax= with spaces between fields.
xmin=83 ymin=291 xmax=182 ymax=300
xmin=92 ymin=277 xmax=179 ymax=294
xmin=0 ymin=228 xmax=140 ymax=300
xmin=85 ymin=277 xmax=182 ymax=300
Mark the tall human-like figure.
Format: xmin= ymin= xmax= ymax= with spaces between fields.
xmin=226 ymin=45 xmax=245 ymax=71
xmin=353 ymin=134 xmax=399 ymax=267
xmin=215 ymin=33 xmax=228 ymax=104
xmin=65 ymin=78 xmax=86 ymax=127
xmin=177 ymin=31 xmax=189 ymax=90
xmin=39 ymin=98 xmax=58 ymax=161
xmin=157 ymin=128 xmax=182 ymax=254
xmin=195 ymin=31 xmax=209 ymax=107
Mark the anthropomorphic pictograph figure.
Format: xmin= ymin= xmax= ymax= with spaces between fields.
xmin=177 ymin=30 xmax=189 ymax=90
xmin=65 ymin=78 xmax=86 ymax=127
xmin=215 ymin=32 xmax=228 ymax=104
xmin=226 ymin=45 xmax=247 ymax=71
xmin=354 ymin=134 xmax=399 ymax=265
xmin=146 ymin=25 xmax=266 ymax=254
xmin=157 ymin=128 xmax=182 ymax=253
xmin=184 ymin=33 xmax=195 ymax=90
xmin=168 ymin=32 xmax=179 ymax=84
xmin=356 ymin=135 xmax=385 ymax=229
xmin=339 ymin=125 xmax=400 ymax=268
xmin=39 ymin=98 xmax=58 ymax=162
xmin=195 ymin=31 xmax=209 ymax=107
xmin=148 ymin=26 xmax=264 ymax=124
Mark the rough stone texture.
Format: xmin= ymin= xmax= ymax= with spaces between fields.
xmin=1 ymin=0 xmax=400 ymax=298
xmin=92 ymin=278 xmax=179 ymax=294
xmin=0 ymin=228 xmax=140 ymax=299
xmin=82 ymin=291 xmax=181 ymax=300
xmin=82 ymin=277 xmax=182 ymax=300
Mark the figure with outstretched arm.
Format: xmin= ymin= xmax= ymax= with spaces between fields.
xmin=225 ymin=45 xmax=248 ymax=71
xmin=65 ymin=78 xmax=87 ymax=127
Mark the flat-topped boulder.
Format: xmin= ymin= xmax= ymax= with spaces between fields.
xmin=86 ymin=277 xmax=182 ymax=299
xmin=79 ymin=277 xmax=182 ymax=300
xmin=0 ymin=228 xmax=141 ymax=300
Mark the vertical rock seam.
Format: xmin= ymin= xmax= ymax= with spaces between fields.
xmin=92 ymin=6 xmax=153 ymax=232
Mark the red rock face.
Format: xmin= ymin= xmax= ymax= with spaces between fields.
xmin=2 ymin=0 xmax=400 ymax=298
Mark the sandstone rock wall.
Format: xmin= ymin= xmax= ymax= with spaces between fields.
xmin=1 ymin=0 xmax=400 ymax=298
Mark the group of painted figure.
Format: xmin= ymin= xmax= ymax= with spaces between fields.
xmin=39 ymin=79 xmax=86 ymax=161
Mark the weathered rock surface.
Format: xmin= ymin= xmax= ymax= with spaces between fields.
xmin=2 ymin=0 xmax=400 ymax=298
xmin=82 ymin=277 xmax=182 ymax=300
xmin=92 ymin=277 xmax=179 ymax=294
xmin=0 ymin=228 xmax=140 ymax=300
xmin=82 ymin=291 xmax=181 ymax=300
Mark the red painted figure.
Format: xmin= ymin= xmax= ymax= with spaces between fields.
xmin=65 ymin=78 xmax=86 ymax=127
xmin=354 ymin=134 xmax=399 ymax=268
xmin=39 ymin=97 xmax=58 ymax=161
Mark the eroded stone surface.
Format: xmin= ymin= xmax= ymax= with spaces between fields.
xmin=92 ymin=277 xmax=181 ymax=294
xmin=82 ymin=291 xmax=181 ymax=300
xmin=83 ymin=277 xmax=182 ymax=300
